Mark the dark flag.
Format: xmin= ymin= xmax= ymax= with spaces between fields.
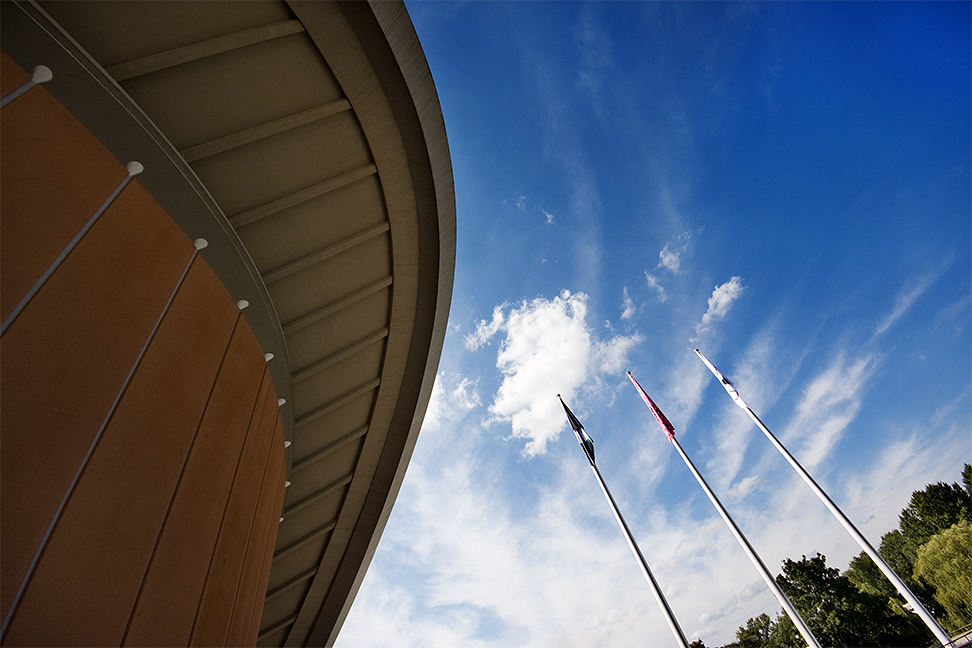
xmin=558 ymin=395 xmax=595 ymax=466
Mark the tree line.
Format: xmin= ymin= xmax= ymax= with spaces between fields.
xmin=691 ymin=464 xmax=971 ymax=648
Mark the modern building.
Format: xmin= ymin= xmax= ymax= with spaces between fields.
xmin=0 ymin=1 xmax=455 ymax=645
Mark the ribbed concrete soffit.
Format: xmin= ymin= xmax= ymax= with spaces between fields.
xmin=11 ymin=1 xmax=456 ymax=646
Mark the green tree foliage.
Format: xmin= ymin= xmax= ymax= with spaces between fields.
xmin=877 ymin=529 xmax=944 ymax=618
xmin=735 ymin=613 xmax=772 ymax=648
xmin=756 ymin=553 xmax=934 ymax=647
xmin=773 ymin=553 xmax=930 ymax=647
xmin=899 ymin=481 xmax=971 ymax=548
xmin=878 ymin=469 xmax=972 ymax=618
xmin=731 ymin=612 xmax=800 ymax=648
xmin=914 ymin=519 xmax=972 ymax=632
xmin=725 ymin=466 xmax=971 ymax=648
xmin=843 ymin=550 xmax=896 ymax=600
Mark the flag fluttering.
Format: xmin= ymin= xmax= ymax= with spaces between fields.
xmin=694 ymin=348 xmax=748 ymax=409
xmin=558 ymin=395 xmax=595 ymax=465
xmin=625 ymin=372 xmax=675 ymax=441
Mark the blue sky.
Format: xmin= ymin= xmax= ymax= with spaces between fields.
xmin=336 ymin=3 xmax=971 ymax=646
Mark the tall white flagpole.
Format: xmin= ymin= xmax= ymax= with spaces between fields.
xmin=626 ymin=374 xmax=821 ymax=648
xmin=559 ymin=396 xmax=690 ymax=648
xmin=694 ymin=349 xmax=952 ymax=647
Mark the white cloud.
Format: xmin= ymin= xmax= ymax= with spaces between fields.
xmin=873 ymin=272 xmax=938 ymax=337
xmin=575 ymin=5 xmax=614 ymax=106
xmin=465 ymin=304 xmax=507 ymax=350
xmin=782 ymin=352 xmax=877 ymax=470
xmin=645 ymin=272 xmax=668 ymax=302
xmin=657 ymin=231 xmax=692 ymax=275
xmin=726 ymin=475 xmax=761 ymax=501
xmin=483 ymin=290 xmax=641 ymax=457
xmin=841 ymin=425 xmax=972 ymax=541
xmin=659 ymin=242 xmax=683 ymax=274
xmin=621 ymin=287 xmax=636 ymax=320
xmin=695 ymin=276 xmax=745 ymax=336
xmin=425 ymin=373 xmax=481 ymax=430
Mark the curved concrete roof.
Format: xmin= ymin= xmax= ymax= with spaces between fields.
xmin=3 ymin=1 xmax=454 ymax=644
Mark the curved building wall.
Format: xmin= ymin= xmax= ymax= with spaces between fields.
xmin=0 ymin=52 xmax=286 ymax=646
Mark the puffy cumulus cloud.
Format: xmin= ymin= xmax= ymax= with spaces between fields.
xmin=481 ymin=290 xmax=641 ymax=457
xmin=695 ymin=276 xmax=745 ymax=335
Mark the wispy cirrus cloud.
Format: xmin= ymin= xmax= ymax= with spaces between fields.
xmin=575 ymin=4 xmax=614 ymax=103
xmin=700 ymin=317 xmax=810 ymax=490
xmin=644 ymin=272 xmax=668 ymax=302
xmin=620 ymin=287 xmax=636 ymax=320
xmin=872 ymin=267 xmax=947 ymax=338
xmin=472 ymin=290 xmax=641 ymax=457
xmin=782 ymin=351 xmax=877 ymax=470
xmin=505 ymin=195 xmax=557 ymax=225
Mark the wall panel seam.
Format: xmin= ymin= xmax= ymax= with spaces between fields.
xmin=227 ymin=407 xmax=280 ymax=644
xmin=0 ymin=171 xmax=136 ymax=335
xmin=188 ymin=367 xmax=271 ymax=643
xmin=120 ymin=312 xmax=243 ymax=645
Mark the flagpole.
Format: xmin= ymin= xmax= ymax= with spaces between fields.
xmin=626 ymin=374 xmax=821 ymax=648
xmin=558 ymin=397 xmax=690 ymax=648
xmin=694 ymin=349 xmax=952 ymax=647
xmin=590 ymin=460 xmax=691 ymax=648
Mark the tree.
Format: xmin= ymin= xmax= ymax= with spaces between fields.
xmin=844 ymin=550 xmax=896 ymax=600
xmin=879 ymin=529 xmax=915 ymax=578
xmin=775 ymin=553 xmax=931 ymax=647
xmin=899 ymin=481 xmax=971 ymax=548
xmin=914 ymin=519 xmax=972 ymax=632
xmin=728 ymin=611 xmax=801 ymax=648
xmin=735 ymin=613 xmax=772 ymax=648
xmin=766 ymin=612 xmax=801 ymax=648
xmin=879 ymin=471 xmax=972 ymax=619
